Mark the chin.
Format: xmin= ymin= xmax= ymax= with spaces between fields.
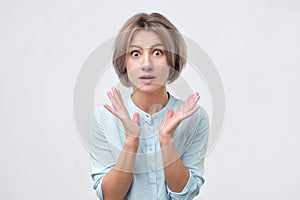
xmin=134 ymin=83 xmax=166 ymax=94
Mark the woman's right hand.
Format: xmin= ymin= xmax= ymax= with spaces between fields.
xmin=104 ymin=86 xmax=140 ymax=138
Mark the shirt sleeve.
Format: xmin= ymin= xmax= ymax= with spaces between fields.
xmin=166 ymin=107 xmax=210 ymax=200
xmin=88 ymin=108 xmax=115 ymax=200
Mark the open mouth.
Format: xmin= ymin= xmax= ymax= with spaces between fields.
xmin=139 ymin=75 xmax=156 ymax=84
xmin=139 ymin=75 xmax=156 ymax=79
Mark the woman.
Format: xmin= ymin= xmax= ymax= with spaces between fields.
xmin=89 ymin=12 xmax=209 ymax=200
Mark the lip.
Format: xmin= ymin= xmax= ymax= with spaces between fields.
xmin=139 ymin=75 xmax=156 ymax=85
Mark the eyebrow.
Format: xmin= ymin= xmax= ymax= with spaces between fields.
xmin=129 ymin=44 xmax=165 ymax=49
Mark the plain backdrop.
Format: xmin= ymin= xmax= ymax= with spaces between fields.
xmin=1 ymin=0 xmax=300 ymax=199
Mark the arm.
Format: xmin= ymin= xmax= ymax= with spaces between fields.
xmin=164 ymin=108 xmax=209 ymax=200
xmin=101 ymin=136 xmax=138 ymax=200
xmin=160 ymin=139 xmax=190 ymax=192
xmin=92 ymin=87 xmax=140 ymax=200
xmin=159 ymin=92 xmax=200 ymax=192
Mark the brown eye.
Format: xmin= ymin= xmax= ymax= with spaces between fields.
xmin=130 ymin=50 xmax=140 ymax=57
xmin=153 ymin=49 xmax=163 ymax=56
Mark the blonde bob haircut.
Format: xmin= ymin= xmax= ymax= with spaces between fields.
xmin=113 ymin=12 xmax=187 ymax=87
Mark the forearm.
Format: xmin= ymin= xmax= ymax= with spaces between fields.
xmin=160 ymin=137 xmax=190 ymax=193
xmin=102 ymin=137 xmax=139 ymax=200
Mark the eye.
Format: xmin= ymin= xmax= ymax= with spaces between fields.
xmin=153 ymin=49 xmax=163 ymax=56
xmin=130 ymin=50 xmax=141 ymax=57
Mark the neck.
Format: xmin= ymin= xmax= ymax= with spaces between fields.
xmin=131 ymin=87 xmax=169 ymax=115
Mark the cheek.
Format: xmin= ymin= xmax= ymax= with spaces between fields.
xmin=125 ymin=60 xmax=135 ymax=79
xmin=156 ymin=57 xmax=169 ymax=68
xmin=126 ymin=66 xmax=139 ymax=83
xmin=156 ymin=66 xmax=170 ymax=82
xmin=125 ymin=58 xmax=141 ymax=72
xmin=125 ymin=60 xmax=133 ymax=72
xmin=161 ymin=66 xmax=169 ymax=75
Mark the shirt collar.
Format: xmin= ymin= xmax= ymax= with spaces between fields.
xmin=127 ymin=92 xmax=176 ymax=120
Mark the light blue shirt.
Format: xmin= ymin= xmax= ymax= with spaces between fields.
xmin=89 ymin=93 xmax=209 ymax=200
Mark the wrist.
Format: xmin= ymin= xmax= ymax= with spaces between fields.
xmin=124 ymin=136 xmax=139 ymax=152
xmin=159 ymin=134 xmax=173 ymax=147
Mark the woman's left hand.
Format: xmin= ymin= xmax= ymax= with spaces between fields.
xmin=159 ymin=92 xmax=200 ymax=145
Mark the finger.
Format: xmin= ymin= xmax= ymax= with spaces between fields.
xmin=180 ymin=99 xmax=194 ymax=115
xmin=106 ymin=91 xmax=113 ymax=100
xmin=183 ymin=93 xmax=200 ymax=111
xmin=114 ymin=87 xmax=125 ymax=105
xmin=190 ymin=94 xmax=200 ymax=110
xmin=107 ymin=90 xmax=120 ymax=109
xmin=111 ymin=86 xmax=124 ymax=107
xmin=186 ymin=92 xmax=200 ymax=104
xmin=103 ymin=103 xmax=113 ymax=113
xmin=188 ymin=92 xmax=200 ymax=104
xmin=181 ymin=95 xmax=196 ymax=112
xmin=184 ymin=94 xmax=194 ymax=105
xmin=112 ymin=86 xmax=121 ymax=98
xmin=166 ymin=110 xmax=174 ymax=120
xmin=107 ymin=90 xmax=118 ymax=106
xmin=182 ymin=104 xmax=200 ymax=119
xmin=111 ymin=87 xmax=119 ymax=102
xmin=185 ymin=96 xmax=199 ymax=111
xmin=114 ymin=86 xmax=122 ymax=96
xmin=133 ymin=113 xmax=140 ymax=124
xmin=193 ymin=92 xmax=200 ymax=102
xmin=190 ymin=104 xmax=200 ymax=114
xmin=192 ymin=92 xmax=200 ymax=103
xmin=112 ymin=86 xmax=117 ymax=96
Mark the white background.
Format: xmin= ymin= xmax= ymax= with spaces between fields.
xmin=1 ymin=0 xmax=300 ymax=199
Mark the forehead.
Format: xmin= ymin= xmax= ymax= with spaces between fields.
xmin=130 ymin=30 xmax=163 ymax=48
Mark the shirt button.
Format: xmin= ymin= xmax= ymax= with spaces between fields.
xmin=145 ymin=119 xmax=152 ymax=125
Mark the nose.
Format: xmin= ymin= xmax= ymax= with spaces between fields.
xmin=141 ymin=52 xmax=152 ymax=72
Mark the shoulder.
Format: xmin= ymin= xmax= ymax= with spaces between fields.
xmin=94 ymin=106 xmax=114 ymax=123
xmin=89 ymin=106 xmax=110 ymax=132
xmin=197 ymin=106 xmax=209 ymax=123
xmin=91 ymin=107 xmax=121 ymax=133
xmin=91 ymin=106 xmax=124 ymax=143
xmin=185 ymin=106 xmax=209 ymax=131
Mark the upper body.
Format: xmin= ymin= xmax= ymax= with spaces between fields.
xmin=89 ymin=93 xmax=209 ymax=200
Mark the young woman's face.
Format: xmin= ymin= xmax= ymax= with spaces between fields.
xmin=126 ymin=30 xmax=169 ymax=93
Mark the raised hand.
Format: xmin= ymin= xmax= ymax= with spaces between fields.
xmin=159 ymin=92 xmax=200 ymax=144
xmin=104 ymin=86 xmax=140 ymax=138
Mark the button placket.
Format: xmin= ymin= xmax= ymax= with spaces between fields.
xmin=142 ymin=114 xmax=158 ymax=184
xmin=145 ymin=114 xmax=152 ymax=126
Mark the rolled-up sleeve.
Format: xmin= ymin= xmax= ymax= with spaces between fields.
xmin=166 ymin=170 xmax=203 ymax=200
xmin=167 ymin=108 xmax=209 ymax=200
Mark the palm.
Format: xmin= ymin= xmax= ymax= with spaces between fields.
xmin=160 ymin=92 xmax=200 ymax=137
xmin=104 ymin=87 xmax=140 ymax=138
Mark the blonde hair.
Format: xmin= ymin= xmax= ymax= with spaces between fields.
xmin=113 ymin=13 xmax=187 ymax=87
